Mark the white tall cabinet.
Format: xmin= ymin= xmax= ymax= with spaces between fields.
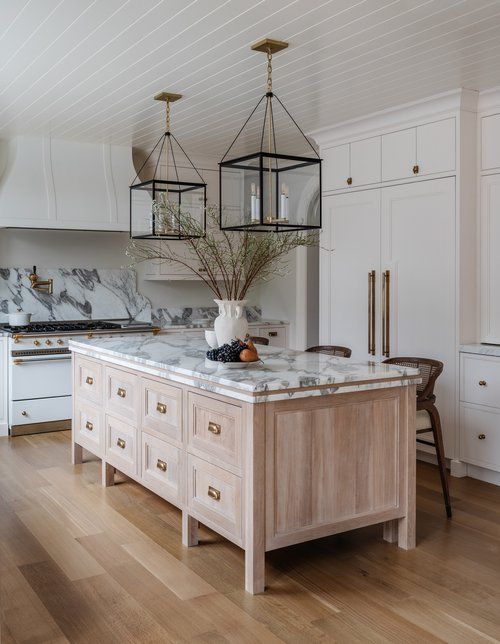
xmin=315 ymin=90 xmax=478 ymax=462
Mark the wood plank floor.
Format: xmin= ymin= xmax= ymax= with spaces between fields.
xmin=1 ymin=432 xmax=500 ymax=643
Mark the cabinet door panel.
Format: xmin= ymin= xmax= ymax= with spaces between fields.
xmin=381 ymin=177 xmax=456 ymax=455
xmin=481 ymin=175 xmax=500 ymax=343
xmin=321 ymin=190 xmax=381 ymax=362
xmin=350 ymin=136 xmax=381 ymax=186
xmin=481 ymin=113 xmax=500 ymax=170
xmin=381 ymin=128 xmax=415 ymax=181
xmin=416 ymin=118 xmax=455 ymax=175
xmin=322 ymin=144 xmax=350 ymax=191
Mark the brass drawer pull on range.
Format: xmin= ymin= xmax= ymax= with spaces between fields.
xmin=86 ymin=376 xmax=94 ymax=385
xmin=156 ymin=459 xmax=167 ymax=472
xmin=208 ymin=421 xmax=221 ymax=435
xmin=208 ymin=486 xmax=221 ymax=501
xmin=478 ymin=433 xmax=486 ymax=440
xmin=479 ymin=380 xmax=487 ymax=387
xmin=116 ymin=437 xmax=126 ymax=449
xmin=117 ymin=388 xmax=126 ymax=398
xmin=156 ymin=402 xmax=167 ymax=414
xmin=85 ymin=421 xmax=93 ymax=431
xmin=413 ymin=164 xmax=419 ymax=174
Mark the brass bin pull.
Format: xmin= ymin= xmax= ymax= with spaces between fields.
xmin=208 ymin=486 xmax=221 ymax=501
xmin=156 ymin=459 xmax=167 ymax=472
xmin=116 ymin=437 xmax=126 ymax=449
xmin=368 ymin=270 xmax=376 ymax=355
xmin=156 ymin=402 xmax=167 ymax=414
xmin=117 ymin=388 xmax=126 ymax=398
xmin=208 ymin=421 xmax=221 ymax=435
xmin=85 ymin=421 xmax=93 ymax=431
xmin=478 ymin=433 xmax=486 ymax=440
xmin=86 ymin=376 xmax=94 ymax=385
xmin=413 ymin=164 xmax=419 ymax=175
xmin=479 ymin=380 xmax=487 ymax=387
xmin=268 ymin=331 xmax=278 ymax=337
xmin=382 ymin=270 xmax=390 ymax=357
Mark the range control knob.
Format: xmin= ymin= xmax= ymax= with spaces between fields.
xmin=33 ymin=340 xmax=41 ymax=346
xmin=45 ymin=339 xmax=52 ymax=346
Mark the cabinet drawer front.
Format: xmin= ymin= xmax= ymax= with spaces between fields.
xmin=460 ymin=405 xmax=500 ymax=470
xmin=257 ymin=326 xmax=286 ymax=348
xmin=74 ymin=400 xmax=102 ymax=453
xmin=74 ymin=356 xmax=102 ymax=404
xmin=142 ymin=377 xmax=182 ymax=442
xmin=105 ymin=366 xmax=138 ymax=420
xmin=141 ymin=433 xmax=182 ymax=506
xmin=105 ymin=414 xmax=136 ymax=476
xmin=461 ymin=355 xmax=500 ymax=408
xmin=482 ymin=113 xmax=500 ymax=170
xmin=188 ymin=455 xmax=242 ymax=541
xmin=11 ymin=396 xmax=72 ymax=426
xmin=188 ymin=392 xmax=242 ymax=469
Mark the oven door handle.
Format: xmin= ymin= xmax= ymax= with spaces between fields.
xmin=12 ymin=356 xmax=71 ymax=365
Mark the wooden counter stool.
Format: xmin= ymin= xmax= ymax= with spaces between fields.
xmin=251 ymin=336 xmax=270 ymax=346
xmin=306 ymin=345 xmax=352 ymax=358
xmin=384 ymin=357 xmax=452 ymax=518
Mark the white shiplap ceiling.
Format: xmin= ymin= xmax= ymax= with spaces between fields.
xmin=1 ymin=0 xmax=500 ymax=157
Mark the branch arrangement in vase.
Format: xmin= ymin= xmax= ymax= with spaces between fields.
xmin=126 ymin=204 xmax=318 ymax=301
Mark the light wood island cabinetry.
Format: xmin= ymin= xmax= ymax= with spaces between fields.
xmin=70 ymin=334 xmax=419 ymax=594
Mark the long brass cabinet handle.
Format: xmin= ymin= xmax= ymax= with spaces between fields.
xmin=85 ymin=421 xmax=93 ymax=431
xmin=156 ymin=458 xmax=167 ymax=472
xmin=156 ymin=402 xmax=167 ymax=414
xmin=368 ymin=270 xmax=376 ymax=355
xmin=116 ymin=437 xmax=126 ymax=449
xmin=86 ymin=376 xmax=94 ymax=385
xmin=208 ymin=486 xmax=221 ymax=501
xmin=382 ymin=270 xmax=390 ymax=357
xmin=117 ymin=388 xmax=126 ymax=398
xmin=208 ymin=421 xmax=221 ymax=435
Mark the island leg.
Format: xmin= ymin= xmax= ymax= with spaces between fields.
xmin=72 ymin=441 xmax=83 ymax=465
xmin=383 ymin=519 xmax=398 ymax=543
xmin=182 ymin=512 xmax=199 ymax=547
xmin=102 ymin=461 xmax=115 ymax=487
xmin=397 ymin=384 xmax=417 ymax=550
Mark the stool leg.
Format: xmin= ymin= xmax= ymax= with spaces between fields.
xmin=429 ymin=406 xmax=452 ymax=518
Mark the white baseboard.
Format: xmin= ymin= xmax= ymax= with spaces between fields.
xmin=418 ymin=450 xmax=500 ymax=486
xmin=0 ymin=422 xmax=8 ymax=437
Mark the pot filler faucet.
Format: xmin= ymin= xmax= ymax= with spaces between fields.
xmin=28 ymin=266 xmax=53 ymax=295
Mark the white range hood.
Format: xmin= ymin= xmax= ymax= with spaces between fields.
xmin=0 ymin=136 xmax=135 ymax=231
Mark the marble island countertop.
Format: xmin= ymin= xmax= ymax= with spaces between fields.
xmin=69 ymin=334 xmax=420 ymax=403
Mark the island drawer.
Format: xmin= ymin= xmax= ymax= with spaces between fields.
xmin=74 ymin=400 xmax=103 ymax=454
xmin=105 ymin=414 xmax=137 ymax=477
xmin=187 ymin=392 xmax=242 ymax=470
xmin=141 ymin=377 xmax=182 ymax=443
xmin=141 ymin=433 xmax=183 ymax=507
xmin=187 ymin=454 xmax=242 ymax=543
xmin=105 ymin=366 xmax=139 ymax=421
xmin=74 ymin=356 xmax=102 ymax=405
xmin=258 ymin=325 xmax=287 ymax=348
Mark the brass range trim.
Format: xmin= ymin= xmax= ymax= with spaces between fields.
xmin=10 ymin=419 xmax=71 ymax=436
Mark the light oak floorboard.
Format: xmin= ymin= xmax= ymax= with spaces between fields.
xmin=1 ymin=432 xmax=500 ymax=643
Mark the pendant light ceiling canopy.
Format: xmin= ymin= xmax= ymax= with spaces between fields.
xmin=219 ymin=38 xmax=322 ymax=233
xmin=130 ymin=92 xmax=207 ymax=240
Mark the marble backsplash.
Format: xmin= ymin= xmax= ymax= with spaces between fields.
xmin=152 ymin=306 xmax=262 ymax=327
xmin=0 ymin=268 xmax=151 ymax=322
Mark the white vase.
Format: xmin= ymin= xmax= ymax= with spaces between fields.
xmin=213 ymin=299 xmax=248 ymax=346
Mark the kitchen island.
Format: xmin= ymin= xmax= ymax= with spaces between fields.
xmin=70 ymin=334 xmax=420 ymax=594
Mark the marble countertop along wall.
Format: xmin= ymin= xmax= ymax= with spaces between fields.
xmin=152 ymin=306 xmax=287 ymax=329
xmin=70 ymin=334 xmax=420 ymax=404
xmin=460 ymin=343 xmax=500 ymax=357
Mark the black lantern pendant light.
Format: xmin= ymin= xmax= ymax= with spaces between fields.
xmin=130 ymin=92 xmax=207 ymax=239
xmin=219 ymin=38 xmax=321 ymax=232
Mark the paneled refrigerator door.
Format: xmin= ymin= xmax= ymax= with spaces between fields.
xmin=381 ymin=177 xmax=456 ymax=456
xmin=320 ymin=190 xmax=381 ymax=362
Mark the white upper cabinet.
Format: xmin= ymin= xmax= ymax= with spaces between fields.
xmin=323 ymin=137 xmax=380 ymax=191
xmin=481 ymin=113 xmax=500 ymax=170
xmin=480 ymin=174 xmax=500 ymax=343
xmin=416 ymin=118 xmax=455 ymax=176
xmin=381 ymin=128 xmax=415 ymax=181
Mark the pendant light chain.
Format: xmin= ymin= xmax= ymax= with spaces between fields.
xmin=165 ymin=97 xmax=170 ymax=205
xmin=266 ymin=47 xmax=273 ymax=93
xmin=267 ymin=46 xmax=274 ymax=221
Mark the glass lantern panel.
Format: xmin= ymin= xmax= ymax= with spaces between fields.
xmin=180 ymin=185 xmax=206 ymax=233
xmin=220 ymin=155 xmax=261 ymax=229
xmin=131 ymin=183 xmax=154 ymax=238
xmin=152 ymin=184 xmax=182 ymax=236
xmin=275 ymin=161 xmax=321 ymax=228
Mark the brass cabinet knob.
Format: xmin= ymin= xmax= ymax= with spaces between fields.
xmin=57 ymin=339 xmax=64 ymax=345
xmin=208 ymin=421 xmax=221 ymax=435
xmin=156 ymin=402 xmax=167 ymax=414
xmin=86 ymin=376 xmax=94 ymax=385
xmin=156 ymin=459 xmax=167 ymax=472
xmin=85 ymin=421 xmax=93 ymax=431
xmin=413 ymin=164 xmax=419 ymax=174
xmin=479 ymin=380 xmax=487 ymax=387
xmin=478 ymin=433 xmax=486 ymax=440
xmin=346 ymin=177 xmax=353 ymax=185
xmin=21 ymin=410 xmax=27 ymax=416
xmin=116 ymin=437 xmax=126 ymax=449
xmin=117 ymin=388 xmax=126 ymax=398
xmin=87 ymin=332 xmax=94 ymax=339
xmin=208 ymin=485 xmax=221 ymax=501
xmin=45 ymin=339 xmax=52 ymax=346
xmin=33 ymin=340 xmax=40 ymax=346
